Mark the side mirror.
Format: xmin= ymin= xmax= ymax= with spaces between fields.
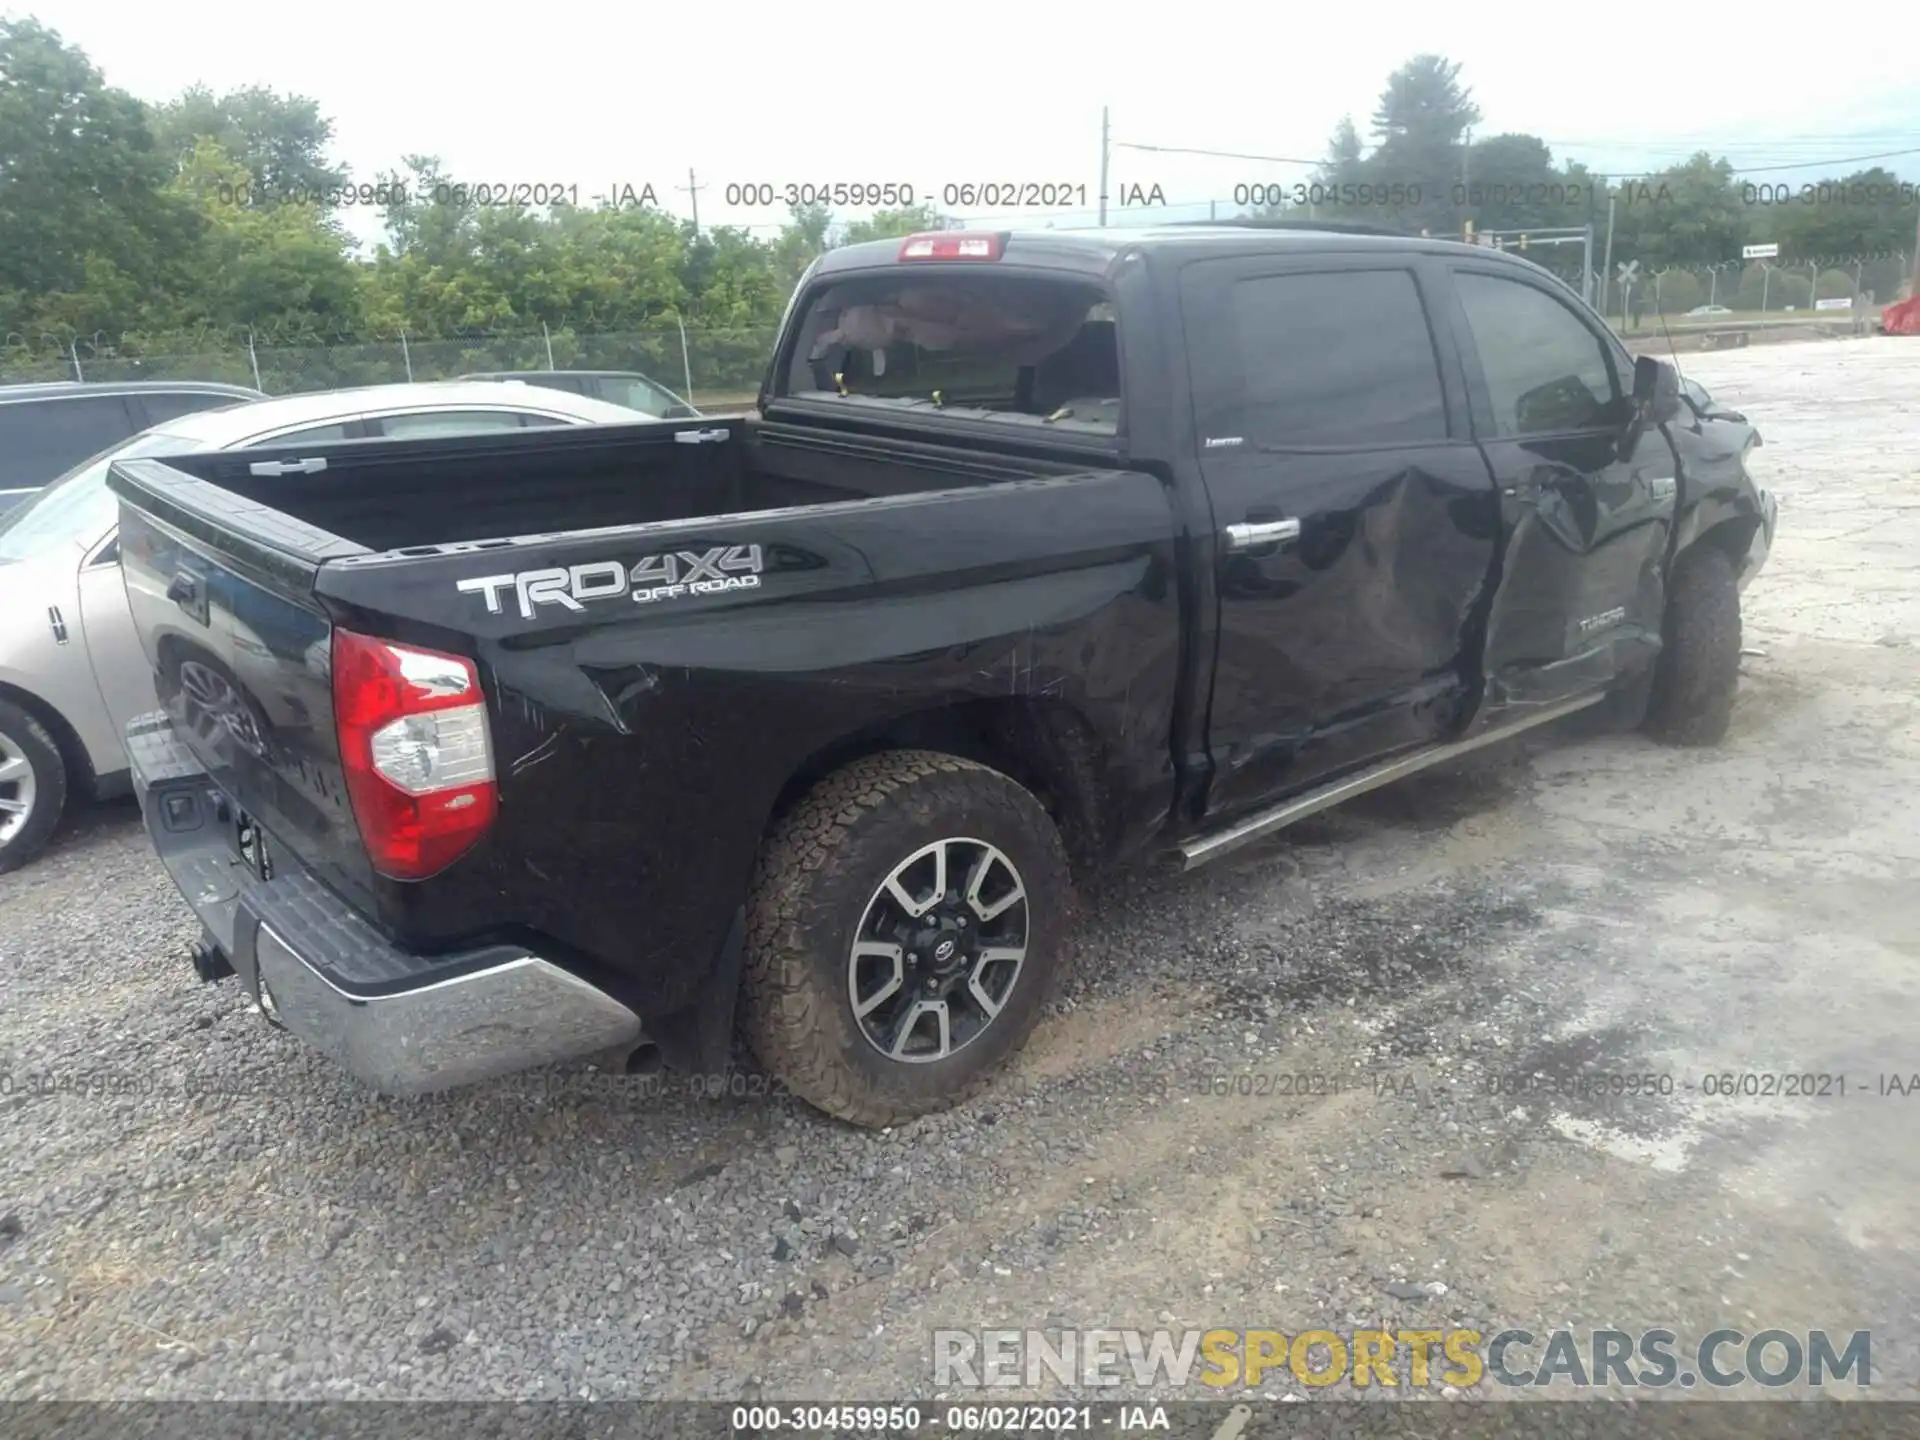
xmin=1632 ymin=355 xmax=1683 ymax=425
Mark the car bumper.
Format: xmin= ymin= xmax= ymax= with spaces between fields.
xmin=1739 ymin=485 xmax=1778 ymax=592
xmin=126 ymin=712 xmax=645 ymax=1095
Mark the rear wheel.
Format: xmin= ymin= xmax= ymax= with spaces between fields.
xmin=1643 ymin=544 xmax=1742 ymax=746
xmin=742 ymin=750 xmax=1071 ymax=1128
xmin=0 ymin=699 xmax=67 ymax=874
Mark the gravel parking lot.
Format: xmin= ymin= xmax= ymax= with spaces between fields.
xmin=2 ymin=336 xmax=1917 ymax=1405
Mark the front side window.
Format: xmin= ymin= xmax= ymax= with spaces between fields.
xmin=1453 ymin=272 xmax=1621 ymax=436
xmin=1196 ymin=269 xmax=1448 ymax=447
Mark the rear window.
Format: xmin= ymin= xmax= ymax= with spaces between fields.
xmin=782 ymin=273 xmax=1120 ymax=436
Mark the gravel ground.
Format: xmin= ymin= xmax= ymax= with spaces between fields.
xmin=2 ymin=335 xmax=1917 ymax=1408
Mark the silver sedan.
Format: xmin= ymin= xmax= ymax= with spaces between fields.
xmin=0 ymin=381 xmax=645 ymax=872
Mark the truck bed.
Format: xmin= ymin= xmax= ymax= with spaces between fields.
xmin=117 ymin=414 xmax=1109 ymax=556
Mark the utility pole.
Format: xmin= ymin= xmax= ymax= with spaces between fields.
xmin=1599 ymin=194 xmax=1617 ymax=317
xmin=680 ymin=167 xmax=704 ymax=238
xmin=1098 ymin=106 xmax=1110 ymax=228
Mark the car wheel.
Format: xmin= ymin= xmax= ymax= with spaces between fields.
xmin=0 ymin=699 xmax=68 ymax=874
xmin=1643 ymin=544 xmax=1742 ymax=746
xmin=742 ymin=749 xmax=1071 ymax=1128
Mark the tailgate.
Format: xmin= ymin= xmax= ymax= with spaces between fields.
xmin=110 ymin=453 xmax=377 ymax=903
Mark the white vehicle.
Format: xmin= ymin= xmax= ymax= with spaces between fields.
xmin=0 ymin=382 xmax=646 ymax=872
xmin=1687 ymin=304 xmax=1733 ymax=316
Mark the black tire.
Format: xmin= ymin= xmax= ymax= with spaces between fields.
xmin=0 ymin=699 xmax=68 ymax=874
xmin=742 ymin=749 xmax=1072 ymax=1128
xmin=1643 ymin=544 xmax=1742 ymax=746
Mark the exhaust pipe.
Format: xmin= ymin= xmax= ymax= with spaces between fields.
xmin=623 ymin=1041 xmax=665 ymax=1076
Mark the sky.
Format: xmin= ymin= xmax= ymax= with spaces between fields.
xmin=18 ymin=0 xmax=1920 ymax=250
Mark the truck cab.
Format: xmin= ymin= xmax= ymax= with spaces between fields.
xmin=107 ymin=225 xmax=1775 ymax=1127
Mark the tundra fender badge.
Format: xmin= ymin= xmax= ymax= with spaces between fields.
xmin=458 ymin=545 xmax=764 ymax=619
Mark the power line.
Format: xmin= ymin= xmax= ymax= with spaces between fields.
xmin=1113 ymin=138 xmax=1920 ymax=176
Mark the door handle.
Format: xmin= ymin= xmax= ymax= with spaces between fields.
xmin=1223 ymin=518 xmax=1302 ymax=552
xmin=673 ymin=428 xmax=731 ymax=445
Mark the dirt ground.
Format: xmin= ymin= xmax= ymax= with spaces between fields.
xmin=1 ymin=335 xmax=1916 ymax=1415
xmin=688 ymin=334 xmax=1920 ymax=1402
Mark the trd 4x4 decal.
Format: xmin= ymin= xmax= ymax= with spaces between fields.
xmin=457 ymin=544 xmax=763 ymax=619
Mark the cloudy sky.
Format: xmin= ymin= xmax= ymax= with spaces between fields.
xmin=22 ymin=0 xmax=1920 ymax=246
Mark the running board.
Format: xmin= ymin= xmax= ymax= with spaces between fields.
xmin=1177 ymin=693 xmax=1606 ymax=871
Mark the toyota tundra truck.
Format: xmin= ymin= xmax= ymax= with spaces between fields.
xmin=107 ymin=224 xmax=1776 ymax=1127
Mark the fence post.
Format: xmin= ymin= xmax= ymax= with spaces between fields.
xmin=676 ymin=315 xmax=694 ymax=405
xmin=69 ymin=340 xmax=83 ymax=382
xmin=543 ymin=322 xmax=556 ymax=371
xmin=400 ymin=328 xmax=414 ymax=383
xmin=247 ymin=328 xmax=264 ymax=391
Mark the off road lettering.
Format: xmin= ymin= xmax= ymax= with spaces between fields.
xmin=457 ymin=544 xmax=764 ymax=618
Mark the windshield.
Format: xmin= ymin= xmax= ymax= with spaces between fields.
xmin=0 ymin=430 xmax=197 ymax=562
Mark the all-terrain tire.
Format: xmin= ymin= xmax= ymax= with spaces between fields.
xmin=1643 ymin=544 xmax=1742 ymax=746
xmin=741 ymin=749 xmax=1071 ymax=1128
xmin=0 ymin=699 xmax=69 ymax=874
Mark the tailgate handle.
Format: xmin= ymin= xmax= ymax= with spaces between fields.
xmin=673 ymin=428 xmax=731 ymax=445
xmin=248 ymin=457 xmax=329 ymax=477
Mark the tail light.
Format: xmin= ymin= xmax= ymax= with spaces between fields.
xmin=898 ymin=231 xmax=1005 ymax=261
xmin=332 ymin=628 xmax=497 ymax=880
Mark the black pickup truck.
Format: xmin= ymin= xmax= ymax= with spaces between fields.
xmin=109 ymin=224 xmax=1775 ymax=1127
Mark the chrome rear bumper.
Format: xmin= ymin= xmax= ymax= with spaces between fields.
xmin=127 ymin=712 xmax=643 ymax=1095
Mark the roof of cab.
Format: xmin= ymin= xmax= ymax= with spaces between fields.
xmin=813 ymin=222 xmax=1538 ymax=281
xmin=0 ymin=379 xmax=266 ymax=404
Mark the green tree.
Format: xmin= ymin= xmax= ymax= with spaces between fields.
xmin=773 ymin=203 xmax=833 ymax=288
xmin=839 ymin=204 xmax=947 ymax=245
xmin=1760 ymin=167 xmax=1918 ymax=261
xmin=149 ymin=139 xmax=360 ymax=334
xmin=1364 ymin=54 xmax=1480 ymax=233
xmin=149 ymin=83 xmax=347 ymax=200
xmin=0 ymin=17 xmax=195 ymax=327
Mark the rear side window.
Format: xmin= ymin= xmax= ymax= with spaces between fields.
xmin=0 ymin=394 xmax=139 ymax=490
xmin=783 ymin=272 xmax=1120 ymax=435
xmin=589 ymin=376 xmax=678 ymax=417
xmin=133 ymin=390 xmax=246 ymax=429
xmin=1452 ymin=272 xmax=1621 ymax=436
xmin=370 ymin=410 xmax=538 ymax=439
xmin=1194 ymin=269 xmax=1448 ymax=447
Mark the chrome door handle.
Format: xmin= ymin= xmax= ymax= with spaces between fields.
xmin=1223 ymin=518 xmax=1301 ymax=552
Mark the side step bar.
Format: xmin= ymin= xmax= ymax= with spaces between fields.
xmin=1178 ymin=693 xmax=1606 ymax=871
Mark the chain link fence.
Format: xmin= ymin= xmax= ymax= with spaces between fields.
xmin=0 ymin=324 xmax=783 ymax=410
xmin=4 ymin=251 xmax=1910 ymax=397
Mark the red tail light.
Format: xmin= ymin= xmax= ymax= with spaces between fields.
xmin=331 ymin=628 xmax=497 ymax=880
xmin=898 ymin=231 xmax=1005 ymax=261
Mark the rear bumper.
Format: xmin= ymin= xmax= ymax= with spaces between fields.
xmin=126 ymin=712 xmax=644 ymax=1095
